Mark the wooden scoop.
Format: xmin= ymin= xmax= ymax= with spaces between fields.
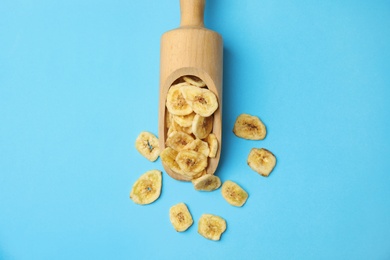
xmin=158 ymin=0 xmax=223 ymax=181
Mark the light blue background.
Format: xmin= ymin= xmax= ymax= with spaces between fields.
xmin=1 ymin=0 xmax=389 ymax=259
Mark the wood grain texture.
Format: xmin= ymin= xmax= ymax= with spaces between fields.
xmin=159 ymin=0 xmax=223 ymax=181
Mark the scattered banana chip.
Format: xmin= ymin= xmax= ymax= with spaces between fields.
xmin=192 ymin=174 xmax=221 ymax=191
xmin=176 ymin=150 xmax=208 ymax=177
xmin=160 ymin=147 xmax=183 ymax=174
xmin=247 ymin=148 xmax=276 ymax=177
xmin=166 ymin=131 xmax=194 ymax=152
xmin=233 ymin=113 xmax=267 ymax=140
xmin=183 ymin=75 xmax=206 ymax=88
xmin=198 ymin=214 xmax=227 ymax=241
xmin=130 ymin=170 xmax=162 ymax=205
xmin=192 ymin=114 xmax=213 ymax=139
xmin=169 ymin=203 xmax=194 ymax=232
xmin=183 ymin=139 xmax=210 ymax=157
xmin=181 ymin=85 xmax=218 ymax=117
xmin=221 ymin=180 xmax=248 ymax=207
xmin=203 ymin=133 xmax=218 ymax=158
xmin=135 ymin=131 xmax=160 ymax=162
xmin=166 ymin=84 xmax=193 ymax=116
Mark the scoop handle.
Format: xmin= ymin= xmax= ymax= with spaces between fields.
xmin=180 ymin=0 xmax=205 ymax=27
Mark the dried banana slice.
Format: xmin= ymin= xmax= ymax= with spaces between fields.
xmin=176 ymin=150 xmax=207 ymax=176
xmin=192 ymin=114 xmax=213 ymax=139
xmin=130 ymin=170 xmax=162 ymax=205
xmin=233 ymin=113 xmax=267 ymax=140
xmin=166 ymin=131 xmax=194 ymax=152
xmin=192 ymin=174 xmax=221 ymax=191
xmin=198 ymin=214 xmax=227 ymax=241
xmin=160 ymin=147 xmax=183 ymax=174
xmin=183 ymin=139 xmax=210 ymax=157
xmin=169 ymin=203 xmax=193 ymax=232
xmin=247 ymin=148 xmax=276 ymax=177
xmin=166 ymin=84 xmax=193 ymax=116
xmin=135 ymin=131 xmax=160 ymax=162
xmin=173 ymin=112 xmax=196 ymax=127
xmin=221 ymin=180 xmax=248 ymax=207
xmin=183 ymin=76 xmax=206 ymax=88
xmin=181 ymin=86 xmax=218 ymax=117
xmin=203 ymin=133 xmax=218 ymax=158
xmin=171 ymin=120 xmax=193 ymax=135
xmin=165 ymin=109 xmax=173 ymax=128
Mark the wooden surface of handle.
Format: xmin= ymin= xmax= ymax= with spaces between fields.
xmin=180 ymin=0 xmax=205 ymax=27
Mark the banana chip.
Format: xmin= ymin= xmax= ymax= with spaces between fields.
xmin=183 ymin=75 xmax=206 ymax=88
xmin=176 ymin=150 xmax=207 ymax=176
xmin=198 ymin=214 xmax=227 ymax=241
xmin=183 ymin=139 xmax=210 ymax=157
xmin=160 ymin=147 xmax=183 ymax=174
xmin=203 ymin=133 xmax=218 ymax=158
xmin=169 ymin=203 xmax=193 ymax=232
xmin=192 ymin=174 xmax=221 ymax=191
xmin=135 ymin=132 xmax=160 ymax=162
xmin=166 ymin=84 xmax=193 ymax=116
xmin=233 ymin=113 xmax=266 ymax=140
xmin=166 ymin=131 xmax=195 ymax=152
xmin=221 ymin=180 xmax=248 ymax=207
xmin=130 ymin=170 xmax=162 ymax=205
xmin=173 ymin=112 xmax=196 ymax=127
xmin=192 ymin=114 xmax=213 ymax=139
xmin=247 ymin=148 xmax=276 ymax=177
xmin=181 ymin=86 xmax=218 ymax=117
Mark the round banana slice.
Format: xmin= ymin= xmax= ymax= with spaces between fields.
xmin=160 ymin=147 xmax=183 ymax=174
xmin=192 ymin=114 xmax=213 ymax=139
xmin=175 ymin=150 xmax=207 ymax=176
xmin=171 ymin=120 xmax=193 ymax=135
xmin=166 ymin=131 xmax=195 ymax=152
xmin=173 ymin=112 xmax=196 ymax=127
xmin=198 ymin=214 xmax=227 ymax=241
xmin=221 ymin=180 xmax=248 ymax=207
xmin=183 ymin=76 xmax=206 ymax=88
xmin=183 ymin=139 xmax=210 ymax=157
xmin=247 ymin=148 xmax=276 ymax=177
xmin=169 ymin=202 xmax=194 ymax=232
xmin=135 ymin=131 xmax=160 ymax=162
xmin=233 ymin=113 xmax=267 ymax=140
xmin=192 ymin=174 xmax=221 ymax=191
xmin=130 ymin=170 xmax=162 ymax=205
xmin=203 ymin=133 xmax=219 ymax=158
xmin=166 ymin=84 xmax=193 ymax=116
xmin=181 ymin=86 xmax=218 ymax=117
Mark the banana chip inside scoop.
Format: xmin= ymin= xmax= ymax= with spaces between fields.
xmin=181 ymin=85 xmax=218 ymax=117
xmin=233 ymin=113 xmax=266 ymax=140
xmin=130 ymin=170 xmax=162 ymax=205
xmin=198 ymin=214 xmax=227 ymax=241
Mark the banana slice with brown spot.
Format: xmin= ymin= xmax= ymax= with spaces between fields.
xmin=172 ymin=112 xmax=196 ymax=127
xmin=198 ymin=214 xmax=227 ymax=241
xmin=130 ymin=170 xmax=162 ymax=205
xmin=221 ymin=180 xmax=248 ymax=207
xmin=192 ymin=174 xmax=221 ymax=191
xmin=247 ymin=148 xmax=276 ymax=177
xmin=183 ymin=138 xmax=210 ymax=157
xmin=135 ymin=132 xmax=160 ymax=162
xmin=233 ymin=113 xmax=267 ymax=140
xmin=203 ymin=133 xmax=218 ymax=158
xmin=183 ymin=75 xmax=206 ymax=88
xmin=175 ymin=150 xmax=207 ymax=177
xmin=192 ymin=114 xmax=213 ymax=139
xmin=169 ymin=202 xmax=193 ymax=232
xmin=165 ymin=131 xmax=194 ymax=151
xmin=160 ymin=147 xmax=183 ymax=175
xmin=166 ymin=84 xmax=193 ymax=116
xmin=181 ymin=86 xmax=218 ymax=117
